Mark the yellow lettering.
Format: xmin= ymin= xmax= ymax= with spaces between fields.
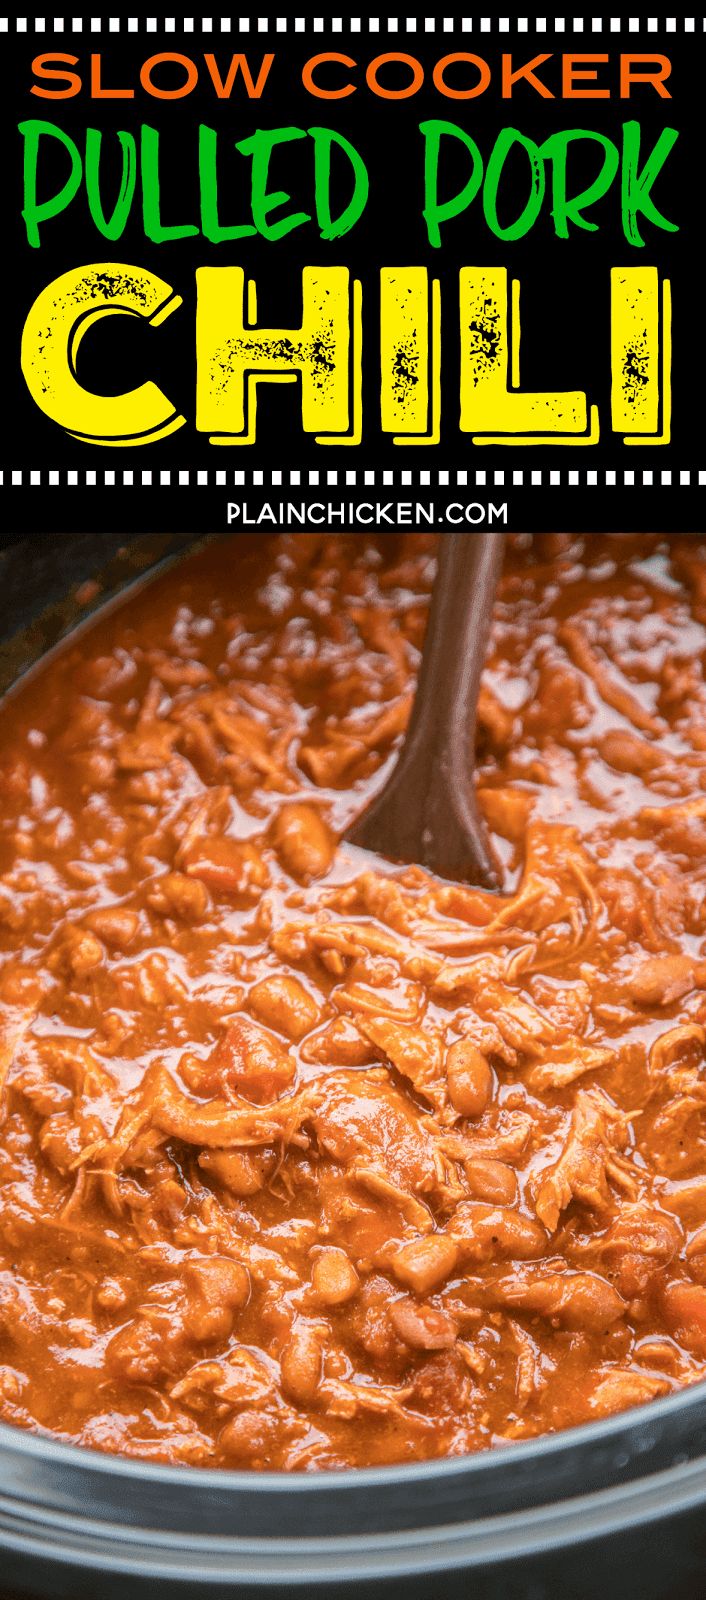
xmin=380 ymin=267 xmax=440 ymax=444
xmin=20 ymin=263 xmax=184 ymax=445
xmin=459 ymin=268 xmax=598 ymax=444
xmin=196 ymin=265 xmax=358 ymax=443
xmin=611 ymin=266 xmax=671 ymax=443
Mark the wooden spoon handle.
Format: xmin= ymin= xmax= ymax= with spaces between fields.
xmin=347 ymin=530 xmax=504 ymax=887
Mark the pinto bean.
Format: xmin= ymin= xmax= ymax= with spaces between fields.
xmin=300 ymin=1016 xmax=378 ymax=1067
xmin=85 ymin=907 xmax=140 ymax=950
xmin=452 ymin=1202 xmax=547 ymax=1262
xmin=198 ymin=1148 xmax=273 ymax=1196
xmin=592 ymin=1207 xmax=683 ymax=1300
xmin=391 ymin=1235 xmax=459 ymax=1296
xmin=187 ymin=1017 xmax=296 ymax=1104
xmin=183 ymin=1256 xmax=250 ymax=1342
xmin=95 ymin=1276 xmax=131 ymax=1312
xmin=599 ymin=730 xmax=665 ymax=777
xmin=280 ymin=1320 xmax=326 ymax=1405
xmin=445 ymin=1040 xmax=493 ymax=1118
xmin=185 ymin=1256 xmax=251 ymax=1309
xmin=106 ymin=1318 xmax=171 ymax=1385
xmin=311 ymin=1248 xmax=359 ymax=1306
xmin=628 ymin=955 xmax=701 ymax=1009
xmin=463 ymin=1159 xmax=518 ymax=1206
xmin=663 ymin=1281 xmax=706 ymax=1349
xmin=270 ymin=803 xmax=334 ymax=882
xmin=219 ymin=1410 xmax=280 ymax=1466
xmin=51 ymin=925 xmax=103 ymax=978
xmin=149 ymin=871 xmax=210 ymax=922
xmin=249 ymin=974 xmax=321 ymax=1041
xmin=489 ymin=1270 xmax=625 ymax=1332
xmin=183 ymin=836 xmax=269 ymax=899
xmin=389 ymin=1298 xmax=458 ymax=1351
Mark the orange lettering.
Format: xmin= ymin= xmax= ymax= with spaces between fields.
xmin=502 ymin=53 xmax=554 ymax=99
xmin=203 ymin=53 xmax=274 ymax=99
xmin=30 ymin=52 xmax=81 ymax=99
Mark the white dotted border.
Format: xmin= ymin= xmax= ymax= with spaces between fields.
xmin=4 ymin=23 xmax=692 ymax=486
xmin=1 ymin=467 xmax=702 ymax=487
xmin=0 ymin=15 xmax=701 ymax=34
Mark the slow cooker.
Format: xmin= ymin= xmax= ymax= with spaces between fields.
xmin=1 ymin=531 xmax=706 ymax=1600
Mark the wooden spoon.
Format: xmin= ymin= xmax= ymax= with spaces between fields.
xmin=346 ymin=530 xmax=504 ymax=888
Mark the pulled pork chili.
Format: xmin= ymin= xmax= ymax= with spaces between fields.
xmin=2 ymin=531 xmax=706 ymax=1470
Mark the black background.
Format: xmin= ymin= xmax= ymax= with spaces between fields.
xmin=0 ymin=16 xmax=702 ymax=537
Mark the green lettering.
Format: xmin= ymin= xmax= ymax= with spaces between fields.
xmin=235 ymin=126 xmax=310 ymax=241
xmin=541 ymin=130 xmax=619 ymax=239
xmin=420 ymin=119 xmax=483 ymax=249
xmin=310 ymin=127 xmax=368 ymax=241
xmin=482 ymin=128 xmax=544 ymax=242
xmin=85 ymin=129 xmax=137 ymax=241
xmin=19 ymin=119 xmax=82 ymax=248
xmin=198 ymin=125 xmax=256 ymax=242
xmin=621 ymin=121 xmax=679 ymax=247
xmin=141 ymin=126 xmax=198 ymax=244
